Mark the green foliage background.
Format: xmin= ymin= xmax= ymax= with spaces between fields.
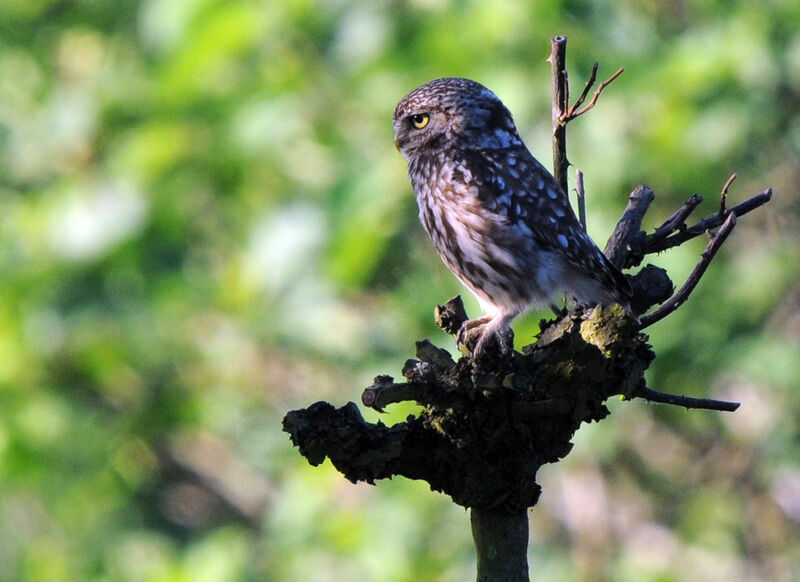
xmin=1 ymin=0 xmax=798 ymax=580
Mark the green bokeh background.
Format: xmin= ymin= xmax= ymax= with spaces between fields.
xmin=1 ymin=1 xmax=798 ymax=580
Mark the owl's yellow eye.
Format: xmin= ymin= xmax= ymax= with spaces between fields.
xmin=411 ymin=113 xmax=430 ymax=129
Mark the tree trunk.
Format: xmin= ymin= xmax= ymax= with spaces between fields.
xmin=471 ymin=508 xmax=529 ymax=582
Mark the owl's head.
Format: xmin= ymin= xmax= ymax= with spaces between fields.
xmin=392 ymin=77 xmax=519 ymax=160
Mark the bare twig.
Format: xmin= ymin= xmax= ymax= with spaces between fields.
xmin=604 ymin=185 xmax=655 ymax=268
xmin=642 ymin=188 xmax=772 ymax=256
xmin=575 ymin=169 xmax=587 ymax=231
xmin=549 ymin=36 xmax=570 ymax=196
xmin=639 ymin=212 xmax=737 ymax=329
xmin=719 ymin=173 xmax=737 ymax=214
xmin=565 ymin=67 xmax=624 ymax=121
xmin=569 ymin=62 xmax=598 ymax=114
xmin=634 ymin=385 xmax=740 ymax=412
xmin=549 ymin=36 xmax=622 ymax=199
xmin=649 ymin=193 xmax=704 ymax=241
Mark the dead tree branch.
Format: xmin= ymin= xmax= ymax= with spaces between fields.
xmin=575 ymin=169 xmax=587 ymax=230
xmin=550 ymin=34 xmax=623 ymax=228
xmin=549 ymin=36 xmax=570 ymax=195
xmin=286 ymin=299 xmax=647 ymax=513
xmin=639 ymin=211 xmax=737 ymax=328
xmin=629 ymin=188 xmax=772 ymax=263
xmin=604 ymin=184 xmax=655 ymax=268
xmin=632 ymin=384 xmax=740 ymax=412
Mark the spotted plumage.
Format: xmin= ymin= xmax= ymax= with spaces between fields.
xmin=393 ymin=77 xmax=632 ymax=354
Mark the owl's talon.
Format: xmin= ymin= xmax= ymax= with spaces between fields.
xmin=473 ymin=327 xmax=514 ymax=359
xmin=456 ymin=315 xmax=493 ymax=352
xmin=457 ymin=316 xmax=514 ymax=359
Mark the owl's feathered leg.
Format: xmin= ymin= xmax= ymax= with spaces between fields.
xmin=457 ymin=312 xmax=515 ymax=357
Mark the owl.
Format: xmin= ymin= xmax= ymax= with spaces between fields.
xmin=392 ymin=77 xmax=632 ymax=355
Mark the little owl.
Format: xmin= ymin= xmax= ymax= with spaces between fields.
xmin=392 ymin=77 xmax=632 ymax=355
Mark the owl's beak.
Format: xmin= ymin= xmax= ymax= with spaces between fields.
xmin=393 ymin=136 xmax=401 ymax=151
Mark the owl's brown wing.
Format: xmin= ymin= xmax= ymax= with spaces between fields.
xmin=469 ymin=147 xmax=588 ymax=253
xmin=469 ymin=146 xmax=632 ymax=301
